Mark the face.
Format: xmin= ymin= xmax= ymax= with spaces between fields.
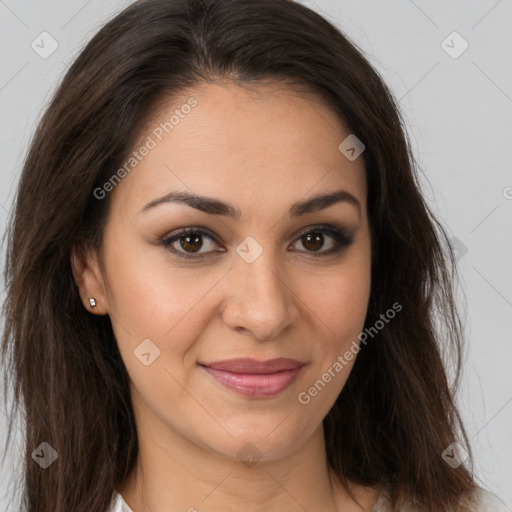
xmin=74 ymin=81 xmax=371 ymax=463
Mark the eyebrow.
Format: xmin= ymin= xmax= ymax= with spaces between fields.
xmin=139 ymin=188 xmax=361 ymax=219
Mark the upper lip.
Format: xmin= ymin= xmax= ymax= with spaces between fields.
xmin=200 ymin=358 xmax=304 ymax=374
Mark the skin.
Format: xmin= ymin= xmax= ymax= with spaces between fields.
xmin=72 ymin=81 xmax=377 ymax=512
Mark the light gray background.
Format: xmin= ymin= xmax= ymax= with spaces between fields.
xmin=1 ymin=0 xmax=511 ymax=509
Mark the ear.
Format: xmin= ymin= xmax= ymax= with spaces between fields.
xmin=71 ymin=243 xmax=108 ymax=315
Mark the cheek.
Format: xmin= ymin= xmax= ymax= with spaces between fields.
xmin=294 ymin=264 xmax=370 ymax=418
xmin=102 ymin=239 xmax=210 ymax=360
xmin=300 ymin=258 xmax=371 ymax=351
xmin=329 ymin=274 xmax=370 ymax=339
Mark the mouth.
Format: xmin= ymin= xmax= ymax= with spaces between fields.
xmin=199 ymin=358 xmax=305 ymax=398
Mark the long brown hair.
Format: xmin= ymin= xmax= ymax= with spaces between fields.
xmin=1 ymin=0 xmax=474 ymax=510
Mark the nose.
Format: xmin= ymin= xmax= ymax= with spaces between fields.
xmin=220 ymin=249 xmax=300 ymax=340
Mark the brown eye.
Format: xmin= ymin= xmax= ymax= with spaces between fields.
xmin=291 ymin=225 xmax=354 ymax=257
xmin=161 ymin=228 xmax=222 ymax=259
xmin=301 ymin=232 xmax=325 ymax=252
xmin=180 ymin=233 xmax=203 ymax=253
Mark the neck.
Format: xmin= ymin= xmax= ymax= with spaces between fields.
xmin=118 ymin=389 xmax=378 ymax=512
xmin=120 ymin=429 xmax=343 ymax=511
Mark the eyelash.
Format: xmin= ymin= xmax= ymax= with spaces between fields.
xmin=159 ymin=224 xmax=354 ymax=261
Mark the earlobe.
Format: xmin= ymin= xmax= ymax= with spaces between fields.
xmin=70 ymin=244 xmax=108 ymax=314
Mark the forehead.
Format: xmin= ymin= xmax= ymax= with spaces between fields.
xmin=111 ymin=81 xmax=367 ymax=216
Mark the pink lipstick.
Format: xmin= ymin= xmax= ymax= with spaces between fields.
xmin=200 ymin=358 xmax=304 ymax=398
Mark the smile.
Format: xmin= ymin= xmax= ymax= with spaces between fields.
xmin=199 ymin=358 xmax=305 ymax=398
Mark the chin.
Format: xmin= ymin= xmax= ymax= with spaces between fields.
xmin=197 ymin=418 xmax=316 ymax=465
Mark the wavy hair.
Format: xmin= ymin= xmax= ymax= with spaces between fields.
xmin=1 ymin=0 xmax=474 ymax=510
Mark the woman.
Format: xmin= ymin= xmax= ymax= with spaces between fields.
xmin=1 ymin=0 xmax=506 ymax=511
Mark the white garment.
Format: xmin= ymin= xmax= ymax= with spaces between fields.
xmin=111 ymin=492 xmax=134 ymax=512
xmin=110 ymin=486 xmax=508 ymax=512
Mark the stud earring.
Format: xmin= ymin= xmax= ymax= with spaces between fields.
xmin=89 ymin=298 xmax=97 ymax=309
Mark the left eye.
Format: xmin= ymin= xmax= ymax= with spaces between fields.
xmin=160 ymin=225 xmax=353 ymax=260
xmin=291 ymin=229 xmax=339 ymax=253
xmin=290 ymin=225 xmax=354 ymax=256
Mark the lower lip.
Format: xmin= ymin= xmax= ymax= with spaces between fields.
xmin=201 ymin=365 xmax=303 ymax=398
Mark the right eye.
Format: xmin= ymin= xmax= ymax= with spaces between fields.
xmin=160 ymin=227 xmax=225 ymax=260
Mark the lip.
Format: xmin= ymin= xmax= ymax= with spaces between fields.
xmin=200 ymin=358 xmax=304 ymax=398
